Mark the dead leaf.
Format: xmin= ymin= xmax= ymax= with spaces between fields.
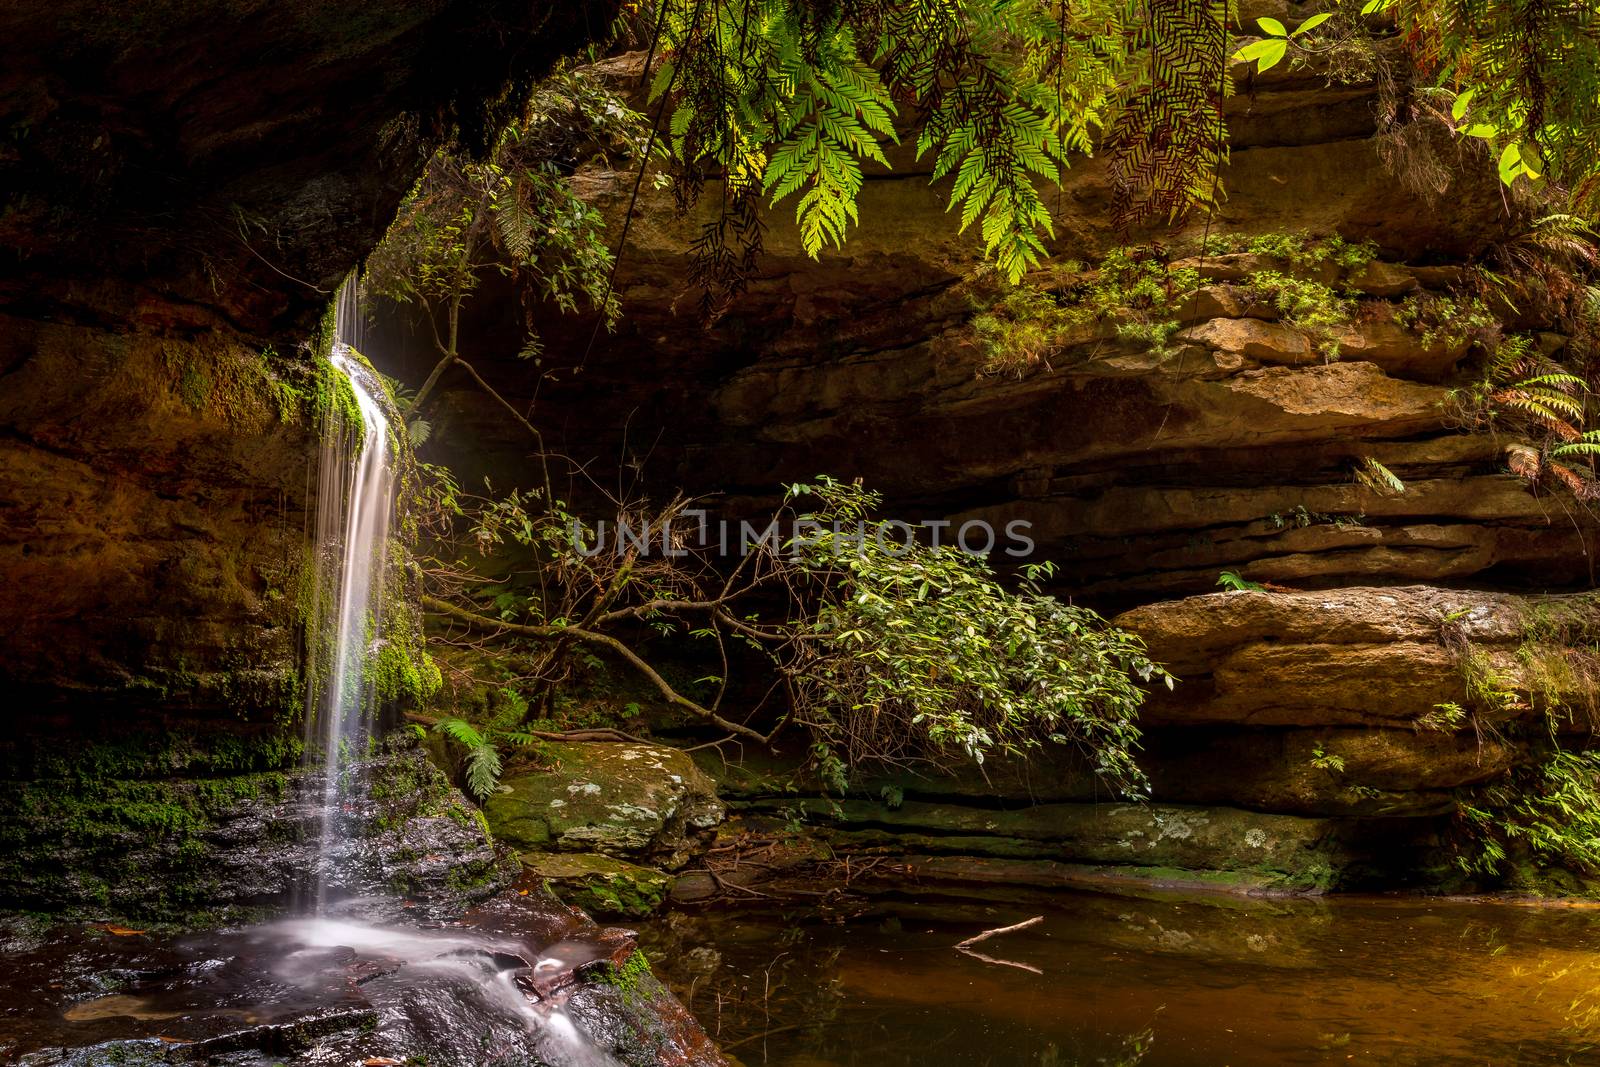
xmin=101 ymin=925 xmax=147 ymax=936
xmin=157 ymin=1036 xmax=193 ymax=1045
xmin=362 ymin=1058 xmax=403 ymax=1065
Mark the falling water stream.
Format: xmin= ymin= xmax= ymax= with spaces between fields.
xmin=308 ymin=345 xmax=392 ymax=909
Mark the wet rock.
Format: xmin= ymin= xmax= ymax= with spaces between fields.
xmin=519 ymin=853 xmax=673 ymax=919
xmin=4 ymin=885 xmax=730 ymax=1067
xmin=0 ymin=737 xmax=510 ymax=922
xmin=485 ymin=743 xmax=724 ymax=868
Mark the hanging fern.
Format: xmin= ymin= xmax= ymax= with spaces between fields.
xmin=1104 ymin=0 xmax=1233 ymax=228
xmin=648 ymin=0 xmax=1141 ymax=288
xmin=1376 ymin=0 xmax=1600 ymax=213
xmin=765 ymin=31 xmax=897 ymax=256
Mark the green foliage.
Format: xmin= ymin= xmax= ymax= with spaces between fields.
xmin=1201 ymin=230 xmax=1378 ymax=271
xmin=433 ymin=717 xmax=502 ymax=802
xmin=784 ymin=478 xmax=1170 ymax=792
xmin=431 ymin=688 xmax=544 ymax=802
xmin=1309 ymin=743 xmax=1346 ymax=774
xmin=426 ymin=469 xmax=1172 ymax=792
xmin=1243 ymin=270 xmax=1355 ymax=359
xmin=1376 ymin=0 xmax=1600 ymax=211
xmin=1215 ymin=570 xmax=1264 ymax=592
xmin=1417 ymin=701 xmax=1468 ymax=732
xmin=970 ymin=246 xmax=1199 ymax=373
xmin=1458 ymin=748 xmax=1600 ymax=878
xmin=1395 ymin=291 xmax=1498 ymax=351
xmin=1232 ymin=12 xmax=1334 ymax=73
xmin=970 ymin=233 xmax=1380 ymax=373
xmin=1353 ymin=457 xmax=1406 ymax=496
xmin=1268 ymin=504 xmax=1366 ymax=530
xmin=1103 ymin=0 xmax=1232 ymax=226
xmin=1449 ymin=332 xmax=1600 ymax=499
xmin=645 ymin=0 xmax=1227 ymax=289
xmin=368 ymin=67 xmax=647 ymax=371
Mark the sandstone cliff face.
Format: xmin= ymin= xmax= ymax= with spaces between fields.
xmin=404 ymin=43 xmax=1600 ymax=891
xmin=420 ymin=45 xmax=1584 ymax=600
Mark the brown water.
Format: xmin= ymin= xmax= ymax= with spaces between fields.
xmin=640 ymin=889 xmax=1600 ymax=1066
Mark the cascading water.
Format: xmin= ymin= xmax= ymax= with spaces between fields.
xmin=276 ymin=278 xmax=625 ymax=1066
xmin=302 ymin=279 xmax=396 ymax=908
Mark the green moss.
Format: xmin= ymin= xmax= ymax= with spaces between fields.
xmin=312 ymin=296 xmax=339 ymax=364
xmin=0 ymin=728 xmax=304 ymax=781
xmin=369 ymin=640 xmax=442 ymax=706
xmin=520 ymin=852 xmax=672 ymax=918
xmin=972 ymin=246 xmax=1200 ymax=374
xmin=598 ymin=946 xmax=655 ymax=1004
xmin=177 ymin=363 xmax=213 ymax=409
xmin=0 ymin=764 xmax=296 ymax=920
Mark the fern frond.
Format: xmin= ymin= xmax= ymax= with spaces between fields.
xmin=1554 ymin=430 xmax=1600 ymax=457
xmin=1507 ymin=443 xmax=1543 ymax=481
xmin=1354 ymin=457 xmax=1407 ymax=495
xmin=434 ymin=716 xmax=485 ymax=749
xmin=463 ymin=743 xmax=503 ymax=801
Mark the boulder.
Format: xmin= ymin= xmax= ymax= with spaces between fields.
xmin=485 ymin=743 xmax=724 ymax=869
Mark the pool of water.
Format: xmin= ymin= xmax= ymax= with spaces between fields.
xmin=639 ymin=888 xmax=1600 ymax=1066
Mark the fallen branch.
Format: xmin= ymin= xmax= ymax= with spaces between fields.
xmin=954 ymin=915 xmax=1045 ymax=973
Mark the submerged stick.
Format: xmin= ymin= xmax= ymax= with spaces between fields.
xmin=955 ymin=915 xmax=1044 ymax=949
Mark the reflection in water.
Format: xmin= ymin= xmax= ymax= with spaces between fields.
xmin=640 ymin=890 xmax=1600 ymax=1066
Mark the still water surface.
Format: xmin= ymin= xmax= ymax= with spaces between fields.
xmin=640 ymin=889 xmax=1600 ymax=1066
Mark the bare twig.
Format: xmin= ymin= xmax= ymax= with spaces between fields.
xmin=954 ymin=914 xmax=1046 ymax=974
xmin=420 ymin=594 xmax=774 ymax=745
xmin=955 ymin=915 xmax=1044 ymax=949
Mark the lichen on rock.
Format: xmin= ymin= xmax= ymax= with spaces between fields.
xmin=485 ymin=742 xmax=724 ymax=870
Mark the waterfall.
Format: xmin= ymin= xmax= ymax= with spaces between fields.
xmin=304 ymin=276 xmax=394 ymax=908
xmin=285 ymin=281 xmax=623 ymax=1067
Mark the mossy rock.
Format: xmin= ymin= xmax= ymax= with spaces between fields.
xmin=484 ymin=742 xmax=723 ymax=868
xmin=521 ymin=851 xmax=672 ymax=919
xmin=738 ymin=797 xmax=1350 ymax=891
